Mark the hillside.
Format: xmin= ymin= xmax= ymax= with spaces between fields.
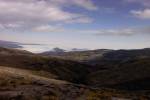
xmin=0 ymin=66 xmax=87 ymax=100
xmin=88 ymin=57 xmax=150 ymax=89
xmin=83 ymin=49 xmax=150 ymax=90
xmin=1 ymin=66 xmax=148 ymax=100
xmin=40 ymin=49 xmax=111 ymax=62
xmin=40 ymin=48 xmax=150 ymax=90
xmin=0 ymin=47 xmax=150 ymax=99
xmin=0 ymin=47 xmax=89 ymax=84
xmin=87 ymin=48 xmax=150 ymax=66
xmin=40 ymin=48 xmax=150 ymax=66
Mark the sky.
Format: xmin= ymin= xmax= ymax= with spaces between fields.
xmin=0 ymin=0 xmax=150 ymax=52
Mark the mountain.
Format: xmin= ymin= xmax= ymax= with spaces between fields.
xmin=84 ymin=48 xmax=150 ymax=73
xmin=87 ymin=48 xmax=150 ymax=66
xmin=41 ymin=47 xmax=66 ymax=56
xmin=0 ymin=47 xmax=150 ymax=99
xmin=52 ymin=47 xmax=65 ymax=52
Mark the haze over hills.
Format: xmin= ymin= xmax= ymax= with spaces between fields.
xmin=0 ymin=40 xmax=89 ymax=53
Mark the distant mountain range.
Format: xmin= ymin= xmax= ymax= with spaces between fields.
xmin=0 ymin=40 xmax=89 ymax=53
xmin=40 ymin=49 xmax=111 ymax=63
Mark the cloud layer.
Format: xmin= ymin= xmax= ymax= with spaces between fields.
xmin=0 ymin=0 xmax=149 ymax=36
xmin=85 ymin=27 xmax=150 ymax=35
xmin=126 ymin=0 xmax=150 ymax=7
xmin=0 ymin=0 xmax=97 ymax=30
xmin=33 ymin=26 xmax=150 ymax=36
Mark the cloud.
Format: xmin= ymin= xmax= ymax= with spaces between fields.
xmin=0 ymin=0 xmax=98 ymax=10
xmin=125 ymin=0 xmax=150 ymax=19
xmin=131 ymin=9 xmax=150 ymax=19
xmin=0 ymin=0 xmax=96 ymax=31
xmin=33 ymin=25 xmax=150 ymax=36
xmin=94 ymin=27 xmax=150 ymax=36
xmin=68 ymin=0 xmax=98 ymax=10
xmin=125 ymin=0 xmax=150 ymax=7
xmin=32 ymin=25 xmax=65 ymax=32
xmin=49 ymin=0 xmax=98 ymax=11
xmin=94 ymin=29 xmax=135 ymax=35
xmin=76 ymin=28 xmax=137 ymax=36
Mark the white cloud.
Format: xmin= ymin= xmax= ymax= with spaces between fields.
xmin=0 ymin=0 xmax=96 ymax=31
xmin=125 ymin=0 xmax=150 ymax=7
xmin=94 ymin=29 xmax=135 ymax=35
xmin=33 ymin=25 xmax=150 ymax=36
xmin=49 ymin=0 xmax=98 ymax=11
xmin=131 ymin=9 xmax=150 ymax=19
xmin=75 ymin=28 xmax=137 ymax=35
xmin=95 ymin=27 xmax=150 ymax=35
xmin=125 ymin=0 xmax=150 ymax=19
xmin=69 ymin=0 xmax=98 ymax=10
xmin=32 ymin=25 xmax=64 ymax=32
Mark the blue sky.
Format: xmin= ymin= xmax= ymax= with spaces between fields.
xmin=0 ymin=0 xmax=150 ymax=52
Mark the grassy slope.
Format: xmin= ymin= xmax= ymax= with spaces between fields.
xmin=0 ymin=66 xmax=81 ymax=100
xmin=0 ymin=66 xmax=148 ymax=100
xmin=0 ymin=47 xmax=89 ymax=84
xmin=88 ymin=57 xmax=150 ymax=90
